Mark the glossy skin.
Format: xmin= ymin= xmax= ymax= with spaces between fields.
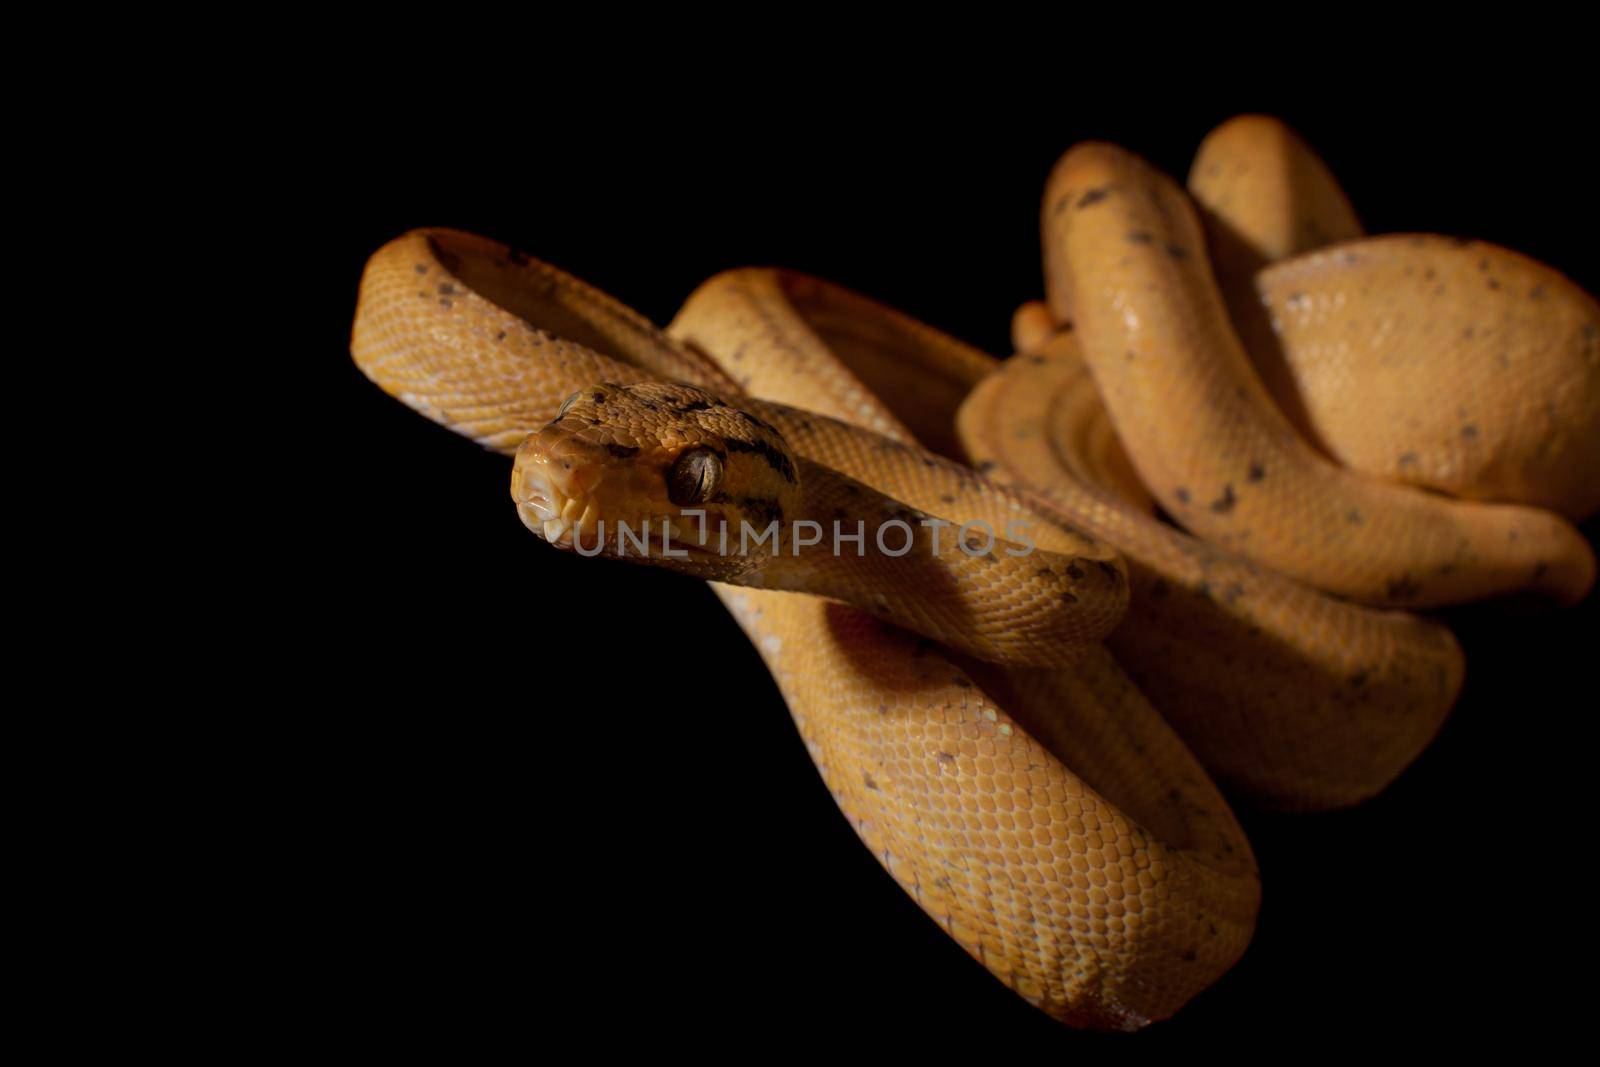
xmin=1186 ymin=113 xmax=1366 ymax=439
xmin=352 ymin=233 xmax=1259 ymax=1029
xmin=674 ymin=272 xmax=1260 ymax=1028
xmin=1043 ymin=142 xmax=1595 ymax=607
xmin=1006 ymin=307 xmax=1155 ymax=515
xmin=959 ymin=334 xmax=1462 ymax=808
xmin=674 ymin=268 xmax=999 ymax=461
xmin=1189 ymin=114 xmax=1600 ymax=521
xmin=1188 ymin=114 xmax=1364 ymax=266
xmin=1256 ymin=236 xmax=1600 ymax=519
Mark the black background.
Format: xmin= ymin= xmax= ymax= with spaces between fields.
xmin=312 ymin=76 xmax=1598 ymax=1053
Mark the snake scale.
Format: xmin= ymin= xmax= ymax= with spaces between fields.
xmin=350 ymin=115 xmax=1598 ymax=1030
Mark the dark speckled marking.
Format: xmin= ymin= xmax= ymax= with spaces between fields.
xmin=1165 ymin=243 xmax=1190 ymax=260
xmin=862 ymin=772 xmax=879 ymax=791
xmin=1174 ymin=487 xmax=1191 ymax=505
xmin=1461 ymin=424 xmax=1479 ymax=440
xmin=1346 ymin=509 xmax=1364 ymax=525
xmin=723 ymin=435 xmax=796 ymax=483
xmin=735 ymin=496 xmax=784 ymax=529
xmin=605 ymin=443 xmax=639 ymax=458
xmin=1247 ymin=462 xmax=1265 ymax=483
xmin=1386 ymin=576 xmax=1422 ymax=601
xmin=1210 ymin=485 xmax=1237 ymax=514
xmin=736 ymin=409 xmax=782 ymax=436
xmin=1398 ymin=451 xmax=1419 ymax=469
xmin=1067 ymin=562 xmax=1085 ymax=580
xmin=1076 ymin=186 xmax=1111 ymax=209
xmin=1127 ymin=230 xmax=1154 ymax=245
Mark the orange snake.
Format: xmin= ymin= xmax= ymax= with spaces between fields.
xmin=349 ymin=115 xmax=1597 ymax=1030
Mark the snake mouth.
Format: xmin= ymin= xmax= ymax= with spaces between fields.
xmin=513 ymin=465 xmax=599 ymax=548
xmin=513 ymin=469 xmax=732 ymax=558
xmin=513 ymin=453 xmax=738 ymax=559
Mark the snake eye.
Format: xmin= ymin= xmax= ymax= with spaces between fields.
xmin=556 ymin=390 xmax=583 ymax=418
xmin=668 ymin=448 xmax=723 ymax=506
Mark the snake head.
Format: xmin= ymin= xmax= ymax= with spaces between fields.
xmin=511 ymin=381 xmax=802 ymax=578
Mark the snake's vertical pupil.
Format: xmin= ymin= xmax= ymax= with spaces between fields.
xmin=668 ymin=448 xmax=723 ymax=505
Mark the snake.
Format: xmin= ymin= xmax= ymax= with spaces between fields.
xmin=959 ymin=331 xmax=1465 ymax=809
xmin=970 ymin=118 xmax=1593 ymax=806
xmin=512 ymin=376 xmax=1123 ymax=668
xmin=349 ymin=116 xmax=1598 ymax=1030
xmin=354 ymin=229 xmax=1259 ymax=1030
xmin=1190 ymin=115 xmax=1600 ymax=521
xmin=1042 ymin=140 xmax=1595 ymax=608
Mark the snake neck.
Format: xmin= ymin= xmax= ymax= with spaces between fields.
xmin=758 ymin=457 xmax=956 ymax=579
xmin=749 ymin=459 xmax=1122 ymax=666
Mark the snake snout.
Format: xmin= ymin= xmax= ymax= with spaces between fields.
xmin=511 ymin=452 xmax=599 ymax=548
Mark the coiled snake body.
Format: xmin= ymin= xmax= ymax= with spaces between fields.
xmin=350 ymin=117 xmax=1597 ymax=1030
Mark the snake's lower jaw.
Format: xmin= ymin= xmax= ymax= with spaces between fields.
xmin=516 ymin=499 xmax=597 ymax=548
xmin=513 ymin=473 xmax=711 ymax=558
